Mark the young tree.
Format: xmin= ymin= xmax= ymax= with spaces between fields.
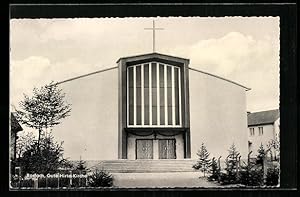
xmin=224 ymin=143 xmax=240 ymax=183
xmin=76 ymin=156 xmax=87 ymax=172
xmin=193 ymin=143 xmax=211 ymax=177
xmin=257 ymin=143 xmax=266 ymax=165
xmin=15 ymin=82 xmax=71 ymax=151
xmin=74 ymin=156 xmax=88 ymax=187
xmin=208 ymin=157 xmax=220 ymax=181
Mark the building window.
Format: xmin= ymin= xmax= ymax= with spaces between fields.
xmin=249 ymin=128 xmax=254 ymax=136
xmin=127 ymin=62 xmax=181 ymax=127
xmin=259 ymin=127 xmax=263 ymax=136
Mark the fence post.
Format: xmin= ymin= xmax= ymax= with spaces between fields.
xmin=84 ymin=170 xmax=88 ymax=187
xmin=69 ymin=170 xmax=72 ymax=187
xmin=263 ymin=157 xmax=268 ymax=180
xmin=235 ymin=153 xmax=240 ymax=179
xmin=15 ymin=167 xmax=21 ymax=188
xmin=33 ymin=178 xmax=38 ymax=189
xmin=218 ymin=156 xmax=222 ymax=182
xmin=57 ymin=172 xmax=60 ymax=189
xmin=248 ymin=151 xmax=252 ymax=164
xmin=238 ymin=155 xmax=241 ymax=179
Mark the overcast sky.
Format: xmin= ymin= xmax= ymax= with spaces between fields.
xmin=10 ymin=17 xmax=279 ymax=113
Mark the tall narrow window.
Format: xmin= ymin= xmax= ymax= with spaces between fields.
xmin=249 ymin=128 xmax=254 ymax=136
xmin=258 ymin=127 xmax=263 ymax=136
xmin=167 ymin=66 xmax=172 ymax=125
xmin=159 ymin=64 xmax=165 ymax=125
xmin=136 ymin=66 xmax=142 ymax=125
xmin=128 ymin=67 xmax=134 ymax=125
xmin=174 ymin=68 xmax=180 ymax=125
xmin=151 ymin=63 xmax=157 ymax=125
xmin=144 ymin=64 xmax=150 ymax=125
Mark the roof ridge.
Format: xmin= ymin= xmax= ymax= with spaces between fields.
xmin=55 ymin=66 xmax=118 ymax=85
xmin=189 ymin=67 xmax=251 ymax=91
xmin=249 ymin=109 xmax=279 ymax=114
xmin=116 ymin=52 xmax=189 ymax=63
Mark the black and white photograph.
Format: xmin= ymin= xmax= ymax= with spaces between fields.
xmin=9 ymin=10 xmax=286 ymax=190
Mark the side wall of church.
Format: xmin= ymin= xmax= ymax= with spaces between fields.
xmin=189 ymin=70 xmax=249 ymax=160
xmin=52 ymin=69 xmax=119 ymax=161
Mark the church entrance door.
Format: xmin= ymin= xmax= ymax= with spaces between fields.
xmin=136 ymin=139 xmax=153 ymax=159
xmin=158 ymin=139 xmax=176 ymax=159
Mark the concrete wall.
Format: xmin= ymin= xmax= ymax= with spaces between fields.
xmin=52 ymin=69 xmax=119 ymax=161
xmin=189 ymin=70 xmax=248 ymax=160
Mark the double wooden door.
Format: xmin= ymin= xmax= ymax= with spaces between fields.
xmin=136 ymin=139 xmax=176 ymax=159
xmin=136 ymin=139 xmax=153 ymax=159
xmin=158 ymin=139 xmax=176 ymax=159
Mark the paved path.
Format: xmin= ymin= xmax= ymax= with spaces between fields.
xmin=112 ymin=172 xmax=220 ymax=188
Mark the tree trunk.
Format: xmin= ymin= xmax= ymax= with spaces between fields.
xmin=37 ymin=128 xmax=42 ymax=152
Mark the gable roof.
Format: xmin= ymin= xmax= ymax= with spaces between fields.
xmin=11 ymin=113 xmax=23 ymax=132
xmin=55 ymin=52 xmax=249 ymax=91
xmin=247 ymin=109 xmax=279 ymax=126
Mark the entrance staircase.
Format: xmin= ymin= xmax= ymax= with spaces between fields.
xmin=90 ymin=159 xmax=197 ymax=173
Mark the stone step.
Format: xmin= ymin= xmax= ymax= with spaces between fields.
xmin=91 ymin=159 xmax=197 ymax=173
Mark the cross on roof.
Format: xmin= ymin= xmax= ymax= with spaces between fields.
xmin=144 ymin=20 xmax=164 ymax=52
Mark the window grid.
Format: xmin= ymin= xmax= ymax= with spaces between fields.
xmin=127 ymin=62 xmax=182 ymax=128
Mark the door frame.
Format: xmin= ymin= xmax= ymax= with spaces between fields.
xmin=135 ymin=139 xmax=154 ymax=159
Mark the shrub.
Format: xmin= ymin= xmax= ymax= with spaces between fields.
xmin=20 ymin=179 xmax=34 ymax=188
xmin=16 ymin=132 xmax=68 ymax=177
xmin=239 ymin=169 xmax=264 ymax=186
xmin=265 ymin=167 xmax=279 ymax=186
xmin=218 ymin=172 xmax=234 ymax=185
xmin=88 ymin=170 xmax=113 ymax=187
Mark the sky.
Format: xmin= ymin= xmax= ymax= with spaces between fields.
xmin=10 ymin=17 xmax=280 ymax=113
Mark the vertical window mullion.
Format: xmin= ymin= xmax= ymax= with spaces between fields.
xmin=171 ymin=66 xmax=175 ymax=126
xmin=157 ymin=63 xmax=160 ymax=126
xmin=149 ymin=63 xmax=152 ymax=126
xmin=127 ymin=67 xmax=129 ymax=126
xmin=141 ymin=64 xmax=144 ymax=126
xmin=164 ymin=64 xmax=168 ymax=125
xmin=178 ymin=68 xmax=182 ymax=126
xmin=133 ymin=66 xmax=136 ymax=126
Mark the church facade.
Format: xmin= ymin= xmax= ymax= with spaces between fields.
xmin=53 ymin=53 xmax=250 ymax=162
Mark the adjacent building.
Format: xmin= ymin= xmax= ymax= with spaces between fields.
xmin=10 ymin=113 xmax=23 ymax=174
xmin=247 ymin=109 xmax=280 ymax=159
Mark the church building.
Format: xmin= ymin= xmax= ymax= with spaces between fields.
xmin=53 ymin=52 xmax=250 ymax=166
